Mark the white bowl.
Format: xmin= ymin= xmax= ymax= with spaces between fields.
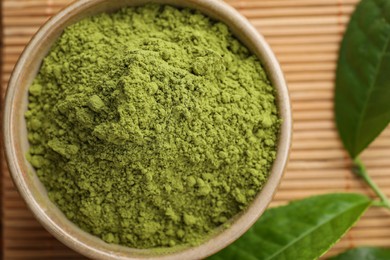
xmin=3 ymin=0 xmax=292 ymax=259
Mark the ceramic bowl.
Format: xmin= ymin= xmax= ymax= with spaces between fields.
xmin=3 ymin=0 xmax=292 ymax=259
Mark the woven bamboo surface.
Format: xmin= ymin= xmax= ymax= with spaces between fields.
xmin=2 ymin=0 xmax=390 ymax=259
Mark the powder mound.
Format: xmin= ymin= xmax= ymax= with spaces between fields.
xmin=26 ymin=4 xmax=280 ymax=248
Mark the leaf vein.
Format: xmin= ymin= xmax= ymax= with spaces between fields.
xmin=264 ymin=200 xmax=369 ymax=260
xmin=353 ymin=0 xmax=390 ymax=156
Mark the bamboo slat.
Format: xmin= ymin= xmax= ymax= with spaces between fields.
xmin=2 ymin=0 xmax=390 ymax=259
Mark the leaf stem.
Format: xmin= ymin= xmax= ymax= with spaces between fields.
xmin=353 ymin=158 xmax=390 ymax=210
xmin=372 ymin=200 xmax=390 ymax=209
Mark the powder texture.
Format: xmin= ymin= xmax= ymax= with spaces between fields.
xmin=26 ymin=4 xmax=280 ymax=249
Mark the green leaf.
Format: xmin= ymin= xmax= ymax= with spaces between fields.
xmin=208 ymin=194 xmax=371 ymax=260
xmin=335 ymin=0 xmax=390 ymax=158
xmin=329 ymin=247 xmax=390 ymax=260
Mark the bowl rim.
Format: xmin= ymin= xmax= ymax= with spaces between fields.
xmin=3 ymin=0 xmax=292 ymax=259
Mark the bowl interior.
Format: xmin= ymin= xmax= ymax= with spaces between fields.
xmin=4 ymin=0 xmax=292 ymax=259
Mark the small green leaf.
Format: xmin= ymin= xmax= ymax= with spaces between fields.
xmin=329 ymin=247 xmax=390 ymax=260
xmin=209 ymin=194 xmax=371 ymax=260
xmin=335 ymin=0 xmax=390 ymax=158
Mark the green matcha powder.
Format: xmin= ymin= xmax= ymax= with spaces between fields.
xmin=26 ymin=4 xmax=280 ymax=249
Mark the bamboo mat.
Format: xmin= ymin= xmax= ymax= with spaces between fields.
xmin=2 ymin=0 xmax=390 ymax=259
